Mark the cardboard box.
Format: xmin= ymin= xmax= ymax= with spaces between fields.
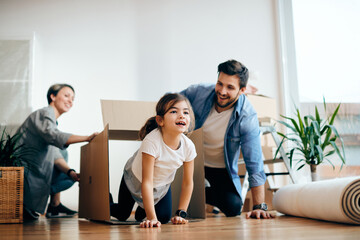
xmin=101 ymin=100 xmax=156 ymax=140
xmin=246 ymin=94 xmax=277 ymax=121
xmin=79 ymin=100 xmax=205 ymax=223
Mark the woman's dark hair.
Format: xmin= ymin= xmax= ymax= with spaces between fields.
xmin=218 ymin=59 xmax=249 ymax=88
xmin=138 ymin=93 xmax=195 ymax=140
xmin=47 ymin=84 xmax=75 ymax=104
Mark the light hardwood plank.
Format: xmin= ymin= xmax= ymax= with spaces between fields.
xmin=0 ymin=212 xmax=359 ymax=240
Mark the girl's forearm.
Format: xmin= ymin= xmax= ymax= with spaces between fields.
xmin=177 ymin=180 xmax=193 ymax=210
xmin=142 ymin=181 xmax=157 ymax=220
xmin=178 ymin=160 xmax=194 ymax=211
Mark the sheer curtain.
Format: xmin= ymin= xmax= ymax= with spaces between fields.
xmin=0 ymin=39 xmax=32 ymax=132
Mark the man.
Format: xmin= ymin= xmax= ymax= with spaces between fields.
xmin=181 ymin=59 xmax=273 ymax=219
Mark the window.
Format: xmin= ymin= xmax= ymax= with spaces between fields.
xmin=279 ymin=0 xmax=360 ymax=178
xmin=292 ymin=0 xmax=360 ymax=103
xmin=0 ymin=38 xmax=32 ymax=131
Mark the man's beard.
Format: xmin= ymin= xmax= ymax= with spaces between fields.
xmin=215 ymin=92 xmax=240 ymax=109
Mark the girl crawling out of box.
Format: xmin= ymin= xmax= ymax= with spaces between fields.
xmin=110 ymin=93 xmax=196 ymax=228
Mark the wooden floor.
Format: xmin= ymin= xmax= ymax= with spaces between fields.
xmin=1 ymin=212 xmax=360 ymax=240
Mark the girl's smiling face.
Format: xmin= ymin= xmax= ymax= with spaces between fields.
xmin=157 ymin=100 xmax=191 ymax=134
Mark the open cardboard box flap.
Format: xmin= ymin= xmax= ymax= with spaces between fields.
xmin=101 ymin=99 xmax=157 ymax=140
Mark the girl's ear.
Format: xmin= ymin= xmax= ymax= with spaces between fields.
xmin=156 ymin=115 xmax=164 ymax=127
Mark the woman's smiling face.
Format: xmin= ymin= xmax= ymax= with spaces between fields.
xmin=50 ymin=86 xmax=75 ymax=115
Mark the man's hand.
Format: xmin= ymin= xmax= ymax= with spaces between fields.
xmin=246 ymin=209 xmax=275 ymax=219
xmin=171 ymin=216 xmax=188 ymax=225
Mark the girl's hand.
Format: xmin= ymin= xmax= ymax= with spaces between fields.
xmin=140 ymin=219 xmax=161 ymax=228
xmin=171 ymin=216 xmax=188 ymax=225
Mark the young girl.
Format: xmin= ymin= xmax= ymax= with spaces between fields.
xmin=111 ymin=93 xmax=196 ymax=228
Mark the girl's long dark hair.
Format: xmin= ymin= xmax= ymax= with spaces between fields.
xmin=138 ymin=93 xmax=194 ymax=140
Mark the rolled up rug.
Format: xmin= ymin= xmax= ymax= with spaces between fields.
xmin=273 ymin=176 xmax=360 ymax=225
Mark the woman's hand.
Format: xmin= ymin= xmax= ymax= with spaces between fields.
xmin=66 ymin=132 xmax=99 ymax=145
xmin=140 ymin=219 xmax=161 ymax=228
xmin=171 ymin=216 xmax=188 ymax=225
xmin=69 ymin=171 xmax=80 ymax=182
xmin=87 ymin=132 xmax=99 ymax=142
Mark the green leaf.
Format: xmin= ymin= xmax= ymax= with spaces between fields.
xmin=315 ymin=106 xmax=321 ymax=124
xmin=277 ymin=118 xmax=297 ymax=133
xmin=329 ymin=141 xmax=346 ymax=164
xmin=324 ymin=150 xmax=335 ymax=157
xmin=325 ymin=158 xmax=335 ymax=170
xmin=323 ymin=96 xmax=327 ymax=112
xmin=296 ymin=109 xmax=305 ymax=136
xmin=315 ymin=145 xmax=324 ymax=164
xmin=297 ymin=164 xmax=306 ymax=171
xmin=321 ymin=125 xmax=332 ymax=149
xmin=279 ymin=115 xmax=301 ymax=134
xmin=329 ymin=103 xmax=340 ymax=125
xmin=289 ymin=148 xmax=295 ymax=168
xmin=274 ymin=137 xmax=286 ymax=161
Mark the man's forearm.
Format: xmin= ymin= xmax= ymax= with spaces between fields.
xmin=251 ymin=184 xmax=265 ymax=205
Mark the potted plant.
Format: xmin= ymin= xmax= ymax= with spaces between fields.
xmin=0 ymin=127 xmax=24 ymax=223
xmin=274 ymin=99 xmax=346 ymax=181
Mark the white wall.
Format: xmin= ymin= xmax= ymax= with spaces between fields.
xmin=0 ymin=0 xmax=282 ymax=210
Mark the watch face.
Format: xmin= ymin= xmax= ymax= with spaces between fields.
xmin=179 ymin=211 xmax=187 ymax=218
xmin=253 ymin=203 xmax=268 ymax=211
xmin=176 ymin=210 xmax=187 ymax=218
xmin=261 ymin=203 xmax=268 ymax=211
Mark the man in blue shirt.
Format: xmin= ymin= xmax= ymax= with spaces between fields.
xmin=181 ymin=59 xmax=273 ymax=219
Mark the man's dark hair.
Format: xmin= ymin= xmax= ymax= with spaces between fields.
xmin=217 ymin=59 xmax=249 ymax=88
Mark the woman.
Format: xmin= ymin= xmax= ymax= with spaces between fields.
xmin=17 ymin=84 xmax=97 ymax=220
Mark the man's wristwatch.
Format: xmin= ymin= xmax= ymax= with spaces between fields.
xmin=175 ymin=209 xmax=187 ymax=218
xmin=253 ymin=203 xmax=268 ymax=211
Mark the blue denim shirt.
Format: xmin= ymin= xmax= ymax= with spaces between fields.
xmin=181 ymin=84 xmax=266 ymax=198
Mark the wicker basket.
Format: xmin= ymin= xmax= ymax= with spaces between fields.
xmin=0 ymin=167 xmax=24 ymax=223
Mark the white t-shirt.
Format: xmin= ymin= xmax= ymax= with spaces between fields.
xmin=202 ymin=105 xmax=233 ymax=168
xmin=131 ymin=128 xmax=197 ymax=187
xmin=123 ymin=128 xmax=197 ymax=207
